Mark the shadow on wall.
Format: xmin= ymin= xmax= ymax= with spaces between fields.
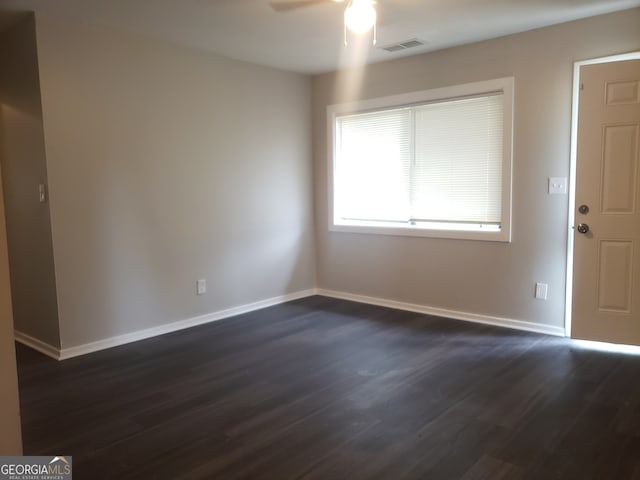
xmin=0 ymin=103 xmax=61 ymax=349
xmin=0 ymin=15 xmax=61 ymax=349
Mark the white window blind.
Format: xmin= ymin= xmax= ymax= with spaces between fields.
xmin=335 ymin=108 xmax=411 ymax=222
xmin=411 ymin=94 xmax=504 ymax=224
xmin=334 ymin=92 xmax=505 ymax=228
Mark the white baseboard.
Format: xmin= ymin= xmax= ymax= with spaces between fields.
xmin=16 ymin=289 xmax=316 ymax=361
xmin=14 ymin=331 xmax=61 ymax=360
xmin=58 ymin=289 xmax=317 ymax=360
xmin=15 ymin=287 xmax=565 ymax=361
xmin=316 ymin=288 xmax=566 ymax=337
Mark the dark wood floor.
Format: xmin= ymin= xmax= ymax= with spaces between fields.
xmin=16 ymin=296 xmax=640 ymax=479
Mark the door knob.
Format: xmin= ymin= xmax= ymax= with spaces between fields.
xmin=577 ymin=223 xmax=589 ymax=234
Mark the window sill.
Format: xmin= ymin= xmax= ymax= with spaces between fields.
xmin=330 ymin=220 xmax=511 ymax=242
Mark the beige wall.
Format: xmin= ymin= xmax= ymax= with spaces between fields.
xmin=312 ymin=9 xmax=640 ymax=329
xmin=0 ymin=16 xmax=60 ymax=347
xmin=0 ymin=157 xmax=22 ymax=455
xmin=35 ymin=14 xmax=315 ymax=348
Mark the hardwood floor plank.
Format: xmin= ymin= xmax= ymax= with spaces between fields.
xmin=459 ymin=455 xmax=524 ymax=480
xmin=15 ymin=296 xmax=640 ymax=479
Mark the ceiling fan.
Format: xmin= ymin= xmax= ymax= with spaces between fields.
xmin=269 ymin=0 xmax=345 ymax=12
xmin=270 ymin=0 xmax=378 ymax=44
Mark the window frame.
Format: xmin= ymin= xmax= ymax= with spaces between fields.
xmin=327 ymin=77 xmax=514 ymax=242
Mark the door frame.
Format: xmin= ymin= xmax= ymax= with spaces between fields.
xmin=565 ymin=51 xmax=640 ymax=338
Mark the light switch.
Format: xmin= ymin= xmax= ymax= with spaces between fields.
xmin=548 ymin=177 xmax=567 ymax=195
xmin=535 ymin=282 xmax=548 ymax=300
xmin=38 ymin=184 xmax=47 ymax=203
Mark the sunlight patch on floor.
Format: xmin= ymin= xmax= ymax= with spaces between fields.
xmin=571 ymin=339 xmax=640 ymax=356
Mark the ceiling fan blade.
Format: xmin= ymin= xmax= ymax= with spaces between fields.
xmin=269 ymin=0 xmax=343 ymax=12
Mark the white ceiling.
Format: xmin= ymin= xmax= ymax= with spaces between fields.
xmin=0 ymin=0 xmax=638 ymax=74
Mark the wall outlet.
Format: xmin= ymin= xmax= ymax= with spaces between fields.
xmin=196 ymin=278 xmax=207 ymax=295
xmin=535 ymin=282 xmax=548 ymax=300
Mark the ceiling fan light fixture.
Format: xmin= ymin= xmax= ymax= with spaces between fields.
xmin=344 ymin=0 xmax=376 ymax=34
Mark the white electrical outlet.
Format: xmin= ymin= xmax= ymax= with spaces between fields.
xmin=535 ymin=282 xmax=548 ymax=300
xmin=196 ymin=279 xmax=207 ymax=295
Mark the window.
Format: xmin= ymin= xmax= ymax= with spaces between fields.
xmin=328 ymin=77 xmax=513 ymax=242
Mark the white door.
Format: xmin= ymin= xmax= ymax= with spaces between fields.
xmin=572 ymin=58 xmax=640 ymax=345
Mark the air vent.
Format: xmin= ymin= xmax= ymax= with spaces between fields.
xmin=379 ymin=38 xmax=426 ymax=53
